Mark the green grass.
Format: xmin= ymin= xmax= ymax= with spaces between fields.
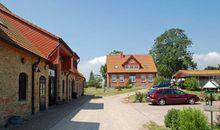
xmin=84 ymin=86 xmax=147 ymax=97
xmin=143 ymin=121 xmax=170 ymax=130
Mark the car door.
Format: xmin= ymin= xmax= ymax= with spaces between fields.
xmin=173 ymin=89 xmax=188 ymax=104
xmin=163 ymin=89 xmax=177 ymax=104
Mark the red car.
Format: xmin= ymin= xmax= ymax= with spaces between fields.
xmin=147 ymin=88 xmax=199 ymax=105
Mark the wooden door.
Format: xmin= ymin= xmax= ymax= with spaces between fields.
xmin=39 ymin=76 xmax=46 ymax=111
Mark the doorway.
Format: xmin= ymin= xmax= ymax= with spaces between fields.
xmin=49 ymin=77 xmax=55 ymax=106
xmin=39 ymin=76 xmax=46 ymax=111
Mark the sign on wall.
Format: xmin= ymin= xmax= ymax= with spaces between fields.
xmin=49 ymin=69 xmax=55 ymax=77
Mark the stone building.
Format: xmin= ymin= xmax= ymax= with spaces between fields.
xmin=0 ymin=4 xmax=85 ymax=126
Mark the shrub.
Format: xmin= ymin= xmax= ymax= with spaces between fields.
xmin=164 ymin=108 xmax=209 ymax=130
xmin=126 ymin=79 xmax=133 ymax=88
xmin=152 ymin=76 xmax=166 ymax=85
xmin=135 ymin=92 xmax=145 ymax=102
xmin=183 ymin=77 xmax=199 ymax=91
xmin=164 ymin=108 xmax=180 ymax=130
xmin=216 ymin=114 xmax=220 ymax=128
xmin=179 ymin=108 xmax=209 ymax=130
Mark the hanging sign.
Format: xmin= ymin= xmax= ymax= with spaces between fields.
xmin=49 ymin=69 xmax=55 ymax=77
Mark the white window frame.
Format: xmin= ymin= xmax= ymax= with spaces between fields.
xmin=112 ymin=74 xmax=117 ymax=82
xmin=141 ymin=74 xmax=146 ymax=82
xmin=148 ymin=74 xmax=154 ymax=82
xmin=130 ymin=65 xmax=135 ymax=69
xmin=125 ymin=65 xmax=129 ymax=70
xmin=129 ymin=75 xmax=136 ymax=82
xmin=134 ymin=65 xmax=139 ymax=70
xmin=119 ymin=75 xmax=124 ymax=82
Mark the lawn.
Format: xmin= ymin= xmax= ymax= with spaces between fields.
xmin=84 ymin=86 xmax=147 ymax=97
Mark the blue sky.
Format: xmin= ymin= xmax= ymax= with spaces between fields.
xmin=2 ymin=1 xmax=220 ymax=79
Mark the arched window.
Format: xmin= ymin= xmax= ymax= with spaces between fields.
xmin=19 ymin=73 xmax=28 ymax=101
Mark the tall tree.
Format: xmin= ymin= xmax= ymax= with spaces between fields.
xmin=204 ymin=64 xmax=220 ymax=70
xmin=149 ymin=28 xmax=197 ymax=78
xmin=109 ymin=50 xmax=122 ymax=55
xmin=100 ymin=64 xmax=107 ymax=87
xmin=87 ymin=71 xmax=96 ymax=87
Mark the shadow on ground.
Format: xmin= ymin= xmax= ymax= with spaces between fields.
xmin=147 ymin=102 xmax=202 ymax=106
xmin=8 ymin=95 xmax=104 ymax=130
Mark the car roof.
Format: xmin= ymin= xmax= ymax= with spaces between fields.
xmin=156 ymin=87 xmax=175 ymax=90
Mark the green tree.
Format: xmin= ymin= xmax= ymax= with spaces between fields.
xmin=183 ymin=77 xmax=198 ymax=91
xmin=87 ymin=71 xmax=96 ymax=87
xmin=100 ymin=64 xmax=107 ymax=87
xmin=204 ymin=64 xmax=220 ymax=70
xmin=153 ymin=76 xmax=166 ymax=85
xmin=149 ymin=28 xmax=197 ymax=78
xmin=94 ymin=74 xmax=103 ymax=88
xmin=109 ymin=50 xmax=122 ymax=55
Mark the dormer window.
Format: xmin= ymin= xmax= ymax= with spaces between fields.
xmin=134 ymin=65 xmax=139 ymax=70
xmin=125 ymin=65 xmax=129 ymax=70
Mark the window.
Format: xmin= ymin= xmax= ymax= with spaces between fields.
xmin=62 ymin=80 xmax=65 ymax=94
xmin=19 ymin=73 xmax=28 ymax=101
xmin=125 ymin=65 xmax=129 ymax=70
xmin=39 ymin=76 xmax=46 ymax=97
xmin=119 ymin=75 xmax=124 ymax=82
xmin=130 ymin=65 xmax=135 ymax=69
xmin=173 ymin=90 xmax=185 ymax=95
xmin=148 ymin=74 xmax=154 ymax=82
xmin=112 ymin=75 xmax=117 ymax=82
xmin=141 ymin=74 xmax=146 ymax=82
xmin=162 ymin=89 xmax=173 ymax=94
xmin=129 ymin=75 xmax=136 ymax=82
xmin=134 ymin=65 xmax=139 ymax=70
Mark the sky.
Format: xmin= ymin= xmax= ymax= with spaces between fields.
xmin=1 ymin=0 xmax=220 ymax=79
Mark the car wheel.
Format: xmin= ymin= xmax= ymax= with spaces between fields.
xmin=189 ymin=98 xmax=195 ymax=105
xmin=158 ymin=99 xmax=166 ymax=105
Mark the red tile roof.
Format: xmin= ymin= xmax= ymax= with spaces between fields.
xmin=106 ymin=53 xmax=157 ymax=73
xmin=173 ymin=70 xmax=220 ymax=78
xmin=0 ymin=11 xmax=45 ymax=58
xmin=0 ymin=6 xmax=60 ymax=59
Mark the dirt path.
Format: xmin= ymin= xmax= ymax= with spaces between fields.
xmin=50 ymin=91 xmax=149 ymax=130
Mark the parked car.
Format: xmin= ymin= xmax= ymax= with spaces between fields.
xmin=147 ymin=88 xmax=199 ymax=105
xmin=150 ymin=81 xmax=172 ymax=90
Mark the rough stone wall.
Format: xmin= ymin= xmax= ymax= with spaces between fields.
xmin=0 ymin=41 xmax=49 ymax=125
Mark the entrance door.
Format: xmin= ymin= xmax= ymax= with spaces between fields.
xmin=49 ymin=77 xmax=55 ymax=106
xmin=39 ymin=76 xmax=46 ymax=111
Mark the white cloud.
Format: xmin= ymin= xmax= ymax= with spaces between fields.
xmin=193 ymin=52 xmax=220 ymax=69
xmin=78 ymin=56 xmax=106 ymax=80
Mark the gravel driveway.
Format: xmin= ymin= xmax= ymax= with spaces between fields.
xmin=50 ymin=91 xmax=220 ymax=130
